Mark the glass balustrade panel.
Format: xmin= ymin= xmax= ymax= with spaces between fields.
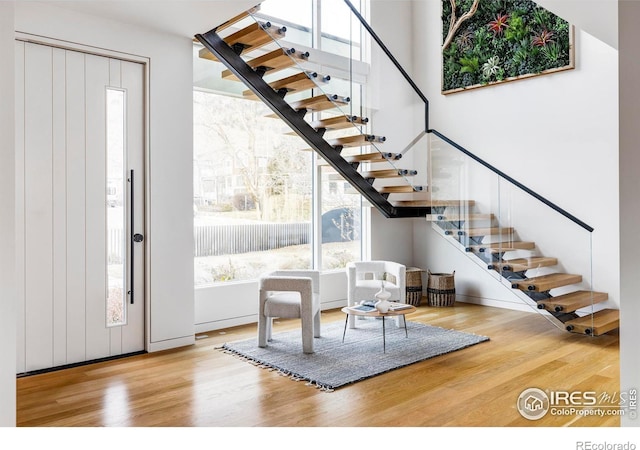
xmin=429 ymin=133 xmax=595 ymax=331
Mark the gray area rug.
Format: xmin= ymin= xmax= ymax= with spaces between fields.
xmin=221 ymin=320 xmax=489 ymax=391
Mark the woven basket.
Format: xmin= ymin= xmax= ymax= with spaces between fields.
xmin=427 ymin=270 xmax=456 ymax=307
xmin=405 ymin=267 xmax=424 ymax=306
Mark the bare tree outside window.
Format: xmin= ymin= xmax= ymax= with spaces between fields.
xmin=193 ymin=91 xmax=313 ymax=285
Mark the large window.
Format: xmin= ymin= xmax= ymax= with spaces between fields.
xmin=193 ymin=0 xmax=368 ymax=287
xmin=193 ymin=91 xmax=312 ymax=285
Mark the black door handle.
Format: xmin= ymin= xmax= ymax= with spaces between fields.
xmin=129 ymin=170 xmax=136 ymax=304
xmin=129 ymin=172 xmax=143 ymax=305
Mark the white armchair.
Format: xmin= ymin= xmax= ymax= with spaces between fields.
xmin=346 ymin=261 xmax=406 ymax=328
xmin=258 ymin=270 xmax=321 ymax=354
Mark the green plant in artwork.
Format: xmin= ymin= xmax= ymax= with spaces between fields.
xmin=541 ymin=42 xmax=562 ymax=63
xmin=441 ymin=0 xmax=573 ymax=93
xmin=505 ymin=14 xmax=527 ymax=42
xmin=460 ymin=56 xmax=480 ymax=74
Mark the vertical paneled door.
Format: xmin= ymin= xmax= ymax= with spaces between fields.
xmin=15 ymin=41 xmax=146 ymax=374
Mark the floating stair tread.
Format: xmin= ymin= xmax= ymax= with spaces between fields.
xmin=564 ymin=309 xmax=619 ymax=336
xmin=220 ymin=48 xmax=308 ymax=80
xmin=343 ymin=152 xmax=399 ymax=163
xmin=491 ymin=256 xmax=558 ymax=272
xmin=224 ymin=21 xmax=285 ymax=52
xmin=200 ymin=22 xmax=285 ymax=62
xmin=469 ymin=241 xmax=536 ymax=253
xmin=393 ymin=200 xmax=476 ymax=208
xmin=461 ymin=227 xmax=514 ymax=236
xmin=432 ymin=213 xmax=495 ymax=222
xmin=243 ymin=72 xmax=328 ymax=99
xmin=360 ymin=169 xmax=414 ymax=179
xmin=512 ymin=273 xmax=582 ymax=292
xmin=327 ymin=134 xmax=386 ymax=147
xmin=537 ymin=290 xmax=608 ymax=313
xmin=311 ymin=115 xmax=369 ymax=131
xmin=289 ymin=94 xmax=350 ymax=112
xmin=379 ymin=185 xmax=425 ymax=194
xmin=214 ymin=5 xmax=260 ymax=33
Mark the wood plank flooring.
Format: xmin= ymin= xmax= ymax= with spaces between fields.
xmin=16 ymin=302 xmax=620 ymax=427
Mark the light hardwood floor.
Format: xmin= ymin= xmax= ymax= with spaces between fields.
xmin=17 ymin=302 xmax=620 ymax=427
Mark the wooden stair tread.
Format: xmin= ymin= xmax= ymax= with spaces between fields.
xmin=565 ymin=309 xmax=619 ymax=336
xmin=392 ymin=200 xmax=476 ymax=208
xmin=311 ymin=115 xmax=369 ymax=131
xmin=490 ymin=256 xmax=558 ymax=272
xmin=461 ymin=227 xmax=514 ymax=236
xmin=214 ymin=5 xmax=260 ymax=33
xmin=431 ymin=213 xmax=494 ymax=222
xmin=379 ymin=185 xmax=425 ymax=194
xmin=468 ymin=241 xmax=536 ymax=253
xmin=536 ymin=290 xmax=608 ymax=313
xmin=343 ymin=152 xmax=399 ymax=163
xmin=360 ymin=169 xmax=415 ymax=179
xmin=200 ymin=22 xmax=286 ymax=62
xmin=224 ymin=21 xmax=285 ymax=52
xmin=328 ymin=134 xmax=386 ymax=147
xmin=289 ymin=94 xmax=350 ymax=112
xmin=243 ymin=72 xmax=328 ymax=99
xmin=512 ymin=273 xmax=582 ymax=292
xmin=220 ymin=48 xmax=309 ymax=80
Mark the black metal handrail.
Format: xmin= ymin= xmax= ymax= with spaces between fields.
xmin=343 ymin=0 xmax=429 ymax=132
xmin=344 ymin=0 xmax=594 ymax=233
xmin=430 ymin=130 xmax=594 ymax=232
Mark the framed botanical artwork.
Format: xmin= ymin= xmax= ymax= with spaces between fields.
xmin=441 ymin=0 xmax=575 ymax=94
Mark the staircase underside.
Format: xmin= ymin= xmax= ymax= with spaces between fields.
xmin=195 ymin=27 xmax=431 ymax=219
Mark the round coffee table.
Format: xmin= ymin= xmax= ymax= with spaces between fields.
xmin=341 ymin=304 xmax=417 ymax=353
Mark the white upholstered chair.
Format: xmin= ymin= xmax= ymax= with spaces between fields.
xmin=346 ymin=261 xmax=406 ymax=328
xmin=258 ymin=270 xmax=321 ymax=354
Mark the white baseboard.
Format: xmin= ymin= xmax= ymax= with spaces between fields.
xmin=455 ymin=294 xmax=538 ymax=313
xmin=147 ymin=335 xmax=195 ymax=352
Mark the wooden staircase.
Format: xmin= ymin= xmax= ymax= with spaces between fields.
xmin=431 ymin=208 xmax=619 ymax=336
xmin=195 ymin=4 xmax=619 ymax=338
xmin=195 ymin=6 xmax=445 ymax=219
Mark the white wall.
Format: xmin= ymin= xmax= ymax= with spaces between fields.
xmin=410 ymin=1 xmax=620 ymax=311
xmin=367 ymin=0 xmax=422 ymax=267
xmin=0 ymin=0 xmax=17 ymax=427
xmin=618 ymin=0 xmax=640 ymax=428
xmin=14 ymin=2 xmax=195 ymax=351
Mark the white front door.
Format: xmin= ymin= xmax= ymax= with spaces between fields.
xmin=15 ymin=41 xmax=146 ymax=374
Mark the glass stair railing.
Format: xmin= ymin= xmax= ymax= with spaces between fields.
xmin=428 ymin=131 xmax=618 ymax=336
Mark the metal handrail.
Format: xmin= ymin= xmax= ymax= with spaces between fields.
xmin=430 ymin=130 xmax=594 ymax=232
